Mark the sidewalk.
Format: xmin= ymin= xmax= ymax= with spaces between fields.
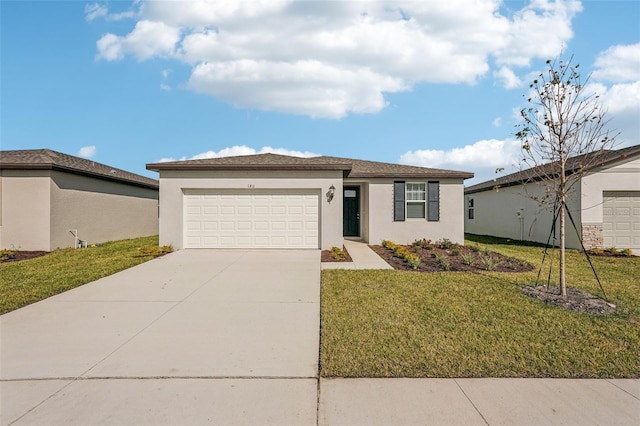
xmin=319 ymin=378 xmax=640 ymax=425
xmin=321 ymin=239 xmax=393 ymax=270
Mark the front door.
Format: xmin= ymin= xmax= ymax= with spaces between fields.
xmin=343 ymin=186 xmax=360 ymax=237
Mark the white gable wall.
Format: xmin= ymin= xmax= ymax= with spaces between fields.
xmin=465 ymin=182 xmax=583 ymax=249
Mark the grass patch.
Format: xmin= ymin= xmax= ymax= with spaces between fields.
xmin=0 ymin=236 xmax=160 ymax=314
xmin=320 ymin=235 xmax=640 ymax=378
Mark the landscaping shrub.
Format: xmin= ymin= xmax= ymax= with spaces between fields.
xmin=330 ymin=246 xmax=346 ymax=261
xmin=0 ymin=249 xmax=16 ymax=262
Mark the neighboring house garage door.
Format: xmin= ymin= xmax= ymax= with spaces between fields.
xmin=602 ymin=191 xmax=640 ymax=250
xmin=183 ymin=189 xmax=319 ymax=249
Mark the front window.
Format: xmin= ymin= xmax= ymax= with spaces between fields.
xmin=468 ymin=198 xmax=474 ymax=220
xmin=406 ymin=183 xmax=426 ymax=218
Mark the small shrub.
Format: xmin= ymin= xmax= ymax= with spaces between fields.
xmin=605 ymin=247 xmax=618 ymax=255
xmin=470 ymin=244 xmax=480 ymax=252
xmin=0 ymin=249 xmax=16 ymax=261
xmin=330 ymin=246 xmax=346 ymax=261
xmin=450 ymin=248 xmax=460 ymax=256
xmin=618 ymin=248 xmax=633 ymax=257
xmin=412 ymin=239 xmax=424 ymax=249
xmin=436 ymin=238 xmax=455 ymax=249
xmin=588 ymin=248 xmax=604 ymax=255
xmin=434 ymin=253 xmax=451 ymax=271
xmin=461 ymin=253 xmax=475 ymax=266
xmin=479 ymin=254 xmax=500 ymax=271
xmin=406 ymin=254 xmax=421 ymax=270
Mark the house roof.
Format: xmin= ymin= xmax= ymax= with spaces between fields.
xmin=0 ymin=149 xmax=159 ymax=190
xmin=465 ymin=144 xmax=640 ymax=195
xmin=146 ymin=153 xmax=474 ymax=179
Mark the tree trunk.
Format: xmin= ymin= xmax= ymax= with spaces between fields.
xmin=559 ymin=199 xmax=567 ymax=296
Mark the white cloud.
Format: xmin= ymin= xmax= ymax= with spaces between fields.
xmin=157 ymin=145 xmax=320 ymax=162
xmin=592 ymin=43 xmax=640 ymax=83
xmin=77 ymin=145 xmax=97 ymax=158
xmin=97 ymin=20 xmax=180 ymax=62
xmin=85 ymin=2 xmax=137 ymax=22
xmin=93 ymin=0 xmax=581 ymax=118
xmin=494 ymin=66 xmax=522 ymax=89
xmin=85 ymin=3 xmax=108 ymax=22
xmin=400 ymin=139 xmax=523 ymax=184
xmin=492 ymin=117 xmax=502 ymax=127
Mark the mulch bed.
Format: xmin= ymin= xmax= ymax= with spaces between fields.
xmin=522 ymin=285 xmax=617 ymax=315
xmin=0 ymin=251 xmax=49 ymax=263
xmin=321 ymin=245 xmax=353 ymax=262
xmin=369 ymin=244 xmax=533 ymax=273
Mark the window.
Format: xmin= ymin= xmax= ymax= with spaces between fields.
xmin=406 ymin=183 xmax=426 ymax=218
xmin=394 ymin=181 xmax=440 ymax=221
xmin=468 ymin=197 xmax=474 ymax=220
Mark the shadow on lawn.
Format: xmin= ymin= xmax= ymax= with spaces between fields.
xmin=465 ymin=233 xmax=549 ymax=248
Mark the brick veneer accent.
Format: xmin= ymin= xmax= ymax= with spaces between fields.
xmin=582 ymin=224 xmax=603 ymax=250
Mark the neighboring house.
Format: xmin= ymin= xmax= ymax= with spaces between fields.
xmin=0 ymin=149 xmax=159 ymax=251
xmin=146 ymin=154 xmax=473 ymax=250
xmin=464 ymin=145 xmax=640 ymax=252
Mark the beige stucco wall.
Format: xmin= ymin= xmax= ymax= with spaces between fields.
xmin=156 ymin=169 xmax=343 ymax=250
xmin=0 ymin=169 xmax=158 ymax=251
xmin=49 ymin=171 xmax=159 ymax=249
xmin=358 ymin=178 xmax=466 ymax=245
xmin=465 ymin=183 xmax=581 ymax=249
xmin=581 ymin=157 xmax=640 ymax=223
xmin=0 ymin=170 xmax=51 ymax=250
xmin=465 ymin=156 xmax=640 ymax=250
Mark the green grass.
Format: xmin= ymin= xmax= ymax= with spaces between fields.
xmin=0 ymin=236 xmax=160 ymax=314
xmin=321 ymin=235 xmax=640 ymax=378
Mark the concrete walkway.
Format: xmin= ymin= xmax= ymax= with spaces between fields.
xmin=321 ymin=239 xmax=393 ymax=270
xmin=2 ymin=249 xmax=639 ymax=425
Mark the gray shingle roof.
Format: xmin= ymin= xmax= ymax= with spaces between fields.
xmin=0 ymin=149 xmax=158 ymax=189
xmin=146 ymin=153 xmax=474 ymax=179
xmin=465 ymin=144 xmax=640 ymax=194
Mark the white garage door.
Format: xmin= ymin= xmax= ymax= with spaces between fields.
xmin=603 ymin=191 xmax=640 ymax=249
xmin=183 ymin=189 xmax=319 ymax=249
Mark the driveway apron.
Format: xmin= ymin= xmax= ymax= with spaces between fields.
xmin=1 ymin=249 xmax=320 ymax=425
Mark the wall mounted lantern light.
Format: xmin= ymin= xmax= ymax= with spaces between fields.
xmin=326 ymin=185 xmax=336 ymax=203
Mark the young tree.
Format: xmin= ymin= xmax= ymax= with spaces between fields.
xmin=515 ymin=56 xmax=617 ymax=297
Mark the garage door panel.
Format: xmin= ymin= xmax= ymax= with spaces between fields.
xmin=183 ymin=189 xmax=319 ymax=248
xmin=602 ymin=191 xmax=640 ymax=250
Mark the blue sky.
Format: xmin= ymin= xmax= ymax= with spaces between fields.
xmin=2 ymin=0 xmax=639 ymax=185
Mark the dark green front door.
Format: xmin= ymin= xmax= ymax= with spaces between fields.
xmin=343 ymin=186 xmax=360 ymax=237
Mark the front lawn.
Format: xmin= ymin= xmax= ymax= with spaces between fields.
xmin=0 ymin=236 xmax=160 ymax=314
xmin=320 ymin=235 xmax=640 ymax=378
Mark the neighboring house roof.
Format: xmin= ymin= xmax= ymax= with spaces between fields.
xmin=465 ymin=144 xmax=640 ymax=195
xmin=0 ymin=149 xmax=159 ymax=190
xmin=146 ymin=153 xmax=474 ymax=179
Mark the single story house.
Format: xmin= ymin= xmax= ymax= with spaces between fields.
xmin=0 ymin=149 xmax=159 ymax=251
xmin=146 ymin=154 xmax=473 ymax=250
xmin=464 ymin=145 xmax=640 ymax=252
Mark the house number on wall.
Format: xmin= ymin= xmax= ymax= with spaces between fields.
xmin=247 ymin=184 xmax=255 ymax=188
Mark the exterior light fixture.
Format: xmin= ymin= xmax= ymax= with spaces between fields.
xmin=326 ymin=185 xmax=336 ymax=203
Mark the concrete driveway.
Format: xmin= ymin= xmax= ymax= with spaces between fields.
xmin=1 ymin=250 xmax=320 ymax=425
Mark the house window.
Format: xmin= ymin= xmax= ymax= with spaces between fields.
xmin=394 ymin=181 xmax=440 ymax=221
xmin=406 ymin=183 xmax=426 ymax=218
xmin=468 ymin=197 xmax=474 ymax=220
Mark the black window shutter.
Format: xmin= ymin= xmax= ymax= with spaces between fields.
xmin=427 ymin=181 xmax=439 ymax=221
xmin=394 ymin=181 xmax=405 ymax=221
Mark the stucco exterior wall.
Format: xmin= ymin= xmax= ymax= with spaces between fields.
xmin=363 ymin=178 xmax=466 ymax=245
xmin=0 ymin=169 xmax=158 ymax=251
xmin=156 ymin=169 xmax=343 ymax=250
xmin=581 ymin=158 xmax=640 ymax=223
xmin=466 ymin=156 xmax=640 ymax=250
xmin=0 ymin=170 xmax=51 ymax=250
xmin=49 ymin=171 xmax=159 ymax=249
xmin=465 ymin=181 xmax=583 ymax=249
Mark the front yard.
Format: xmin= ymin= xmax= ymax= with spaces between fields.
xmin=320 ymin=235 xmax=640 ymax=378
xmin=0 ymin=236 xmax=161 ymax=314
